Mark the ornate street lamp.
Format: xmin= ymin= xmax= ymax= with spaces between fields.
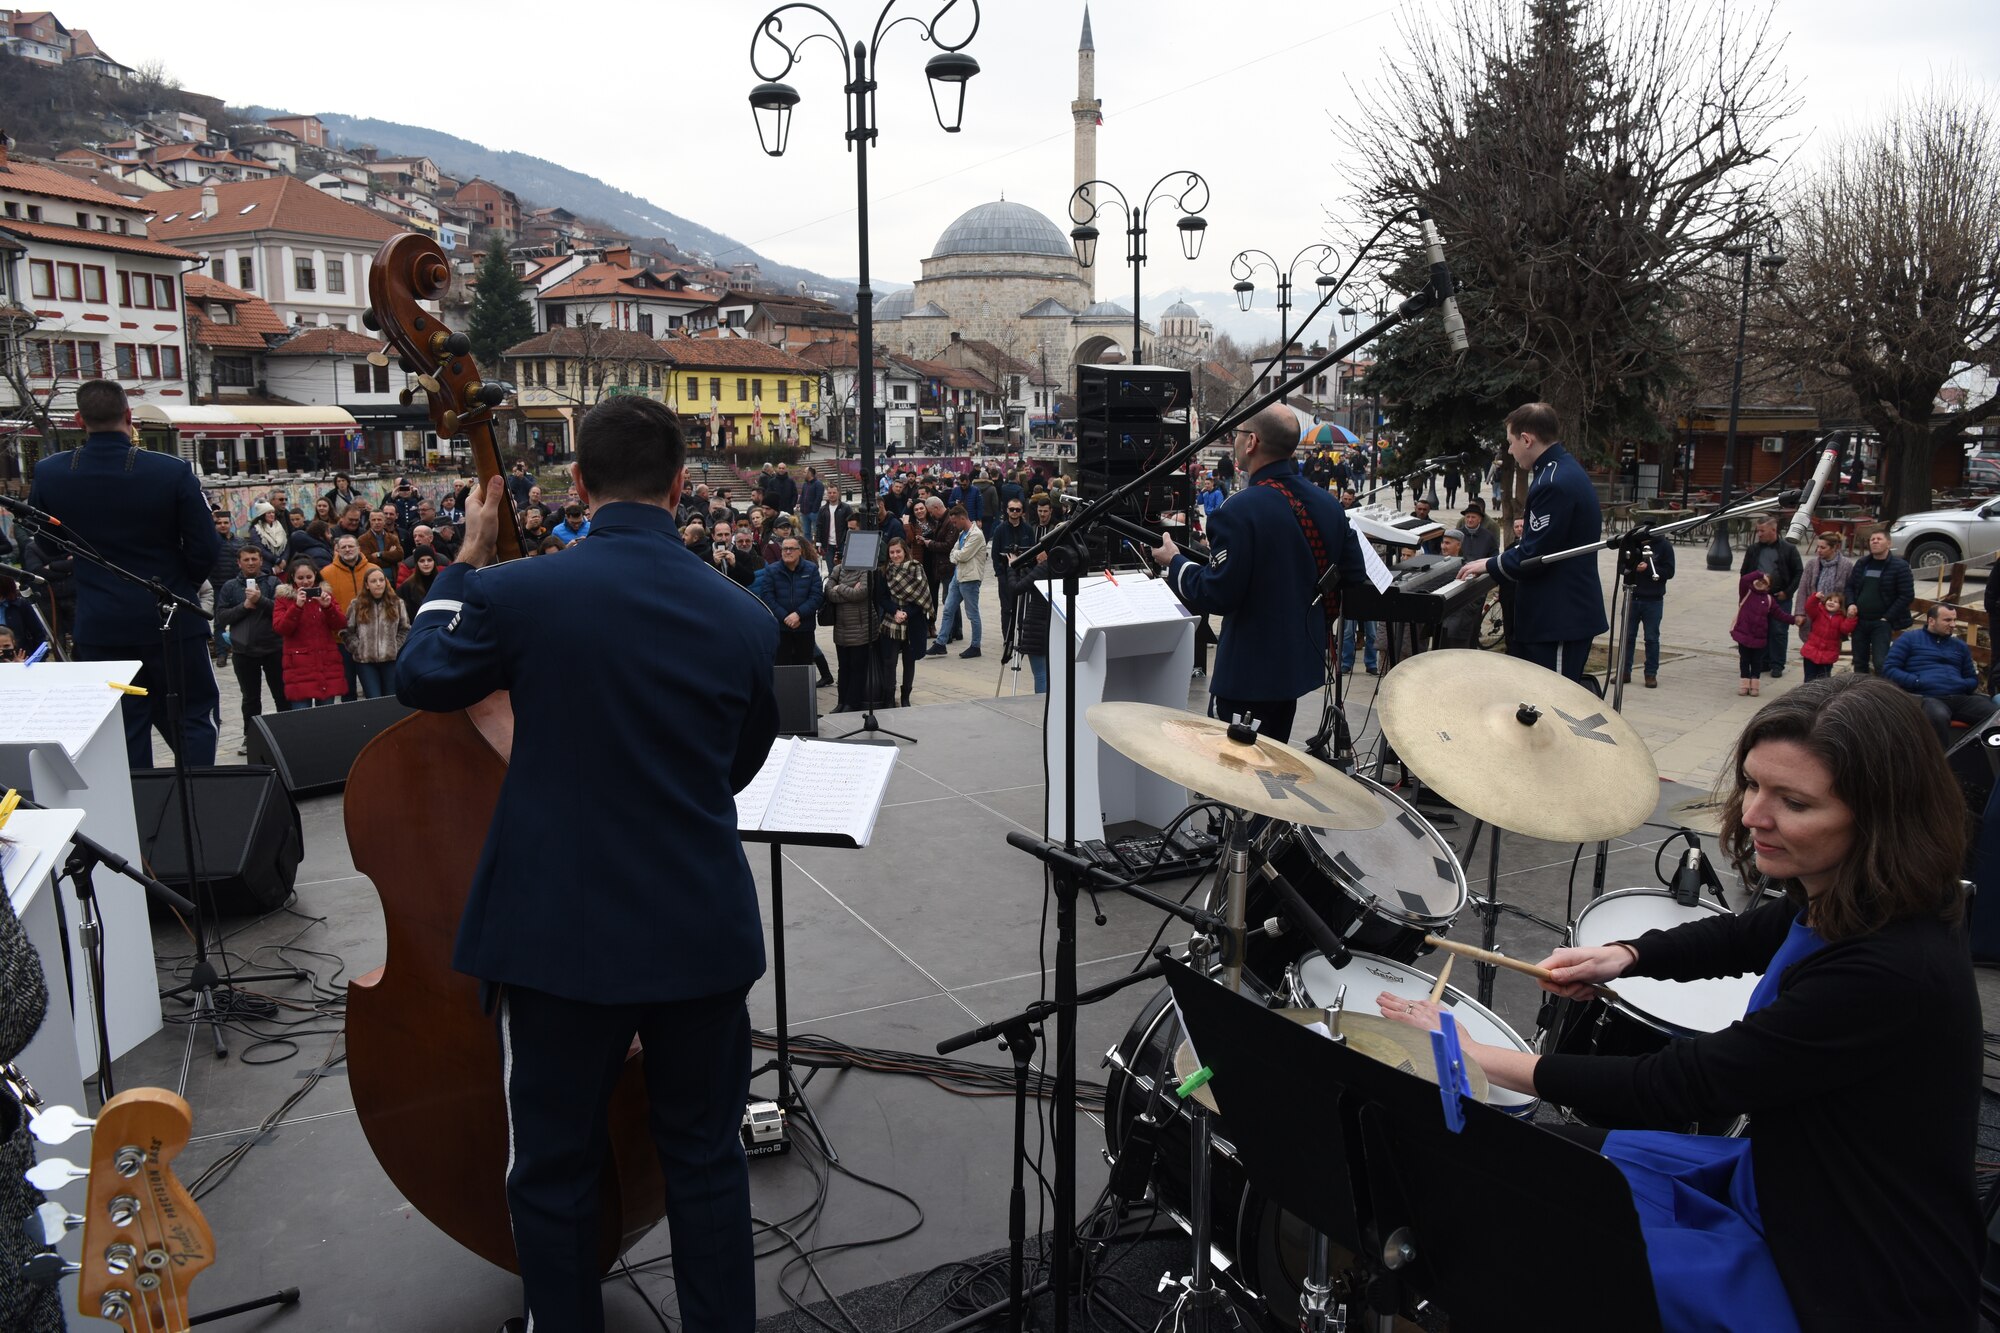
xmin=1067 ymin=170 xmax=1210 ymax=363
xmin=1229 ymin=242 xmax=1337 ymax=357
xmin=1706 ymin=218 xmax=1789 ymax=570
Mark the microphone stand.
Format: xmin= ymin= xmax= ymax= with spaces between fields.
xmin=6 ymin=498 xmax=306 ymax=1075
xmin=1002 ymin=221 xmax=1451 ymax=1330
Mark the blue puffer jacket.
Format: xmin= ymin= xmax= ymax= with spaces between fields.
xmin=1882 ymin=626 xmax=1980 ymax=698
xmin=752 ymin=559 xmax=824 ymax=623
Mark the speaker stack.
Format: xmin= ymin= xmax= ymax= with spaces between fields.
xmin=247 ymin=696 xmax=415 ymax=798
xmin=1075 ymin=363 xmax=1193 ymax=548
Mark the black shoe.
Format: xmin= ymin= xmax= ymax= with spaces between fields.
xmin=1366 ymin=665 xmax=1379 ymax=676
xmin=925 ymin=643 xmax=947 ymax=657
xmin=817 ymin=671 xmax=835 ymax=688
xmin=901 ymin=687 xmax=913 ymax=707
xmin=959 ymin=646 xmax=981 ymax=659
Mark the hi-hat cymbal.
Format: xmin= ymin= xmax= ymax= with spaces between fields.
xmin=1173 ymin=1008 xmax=1490 ymax=1115
xmin=1086 ymin=702 xmax=1386 ymax=828
xmin=1375 ymin=650 xmax=1658 ymax=842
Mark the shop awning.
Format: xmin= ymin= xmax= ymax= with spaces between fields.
xmin=517 ymin=407 xmax=571 ymax=422
xmin=130 ymin=404 xmax=359 ymax=437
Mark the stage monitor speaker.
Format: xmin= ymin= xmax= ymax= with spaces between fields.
xmin=130 ymin=766 xmax=303 ymax=917
xmin=1949 ymin=713 xmax=2000 ymax=817
xmin=1078 ymin=363 xmax=1191 ymax=421
xmin=247 ymin=696 xmax=415 ymax=798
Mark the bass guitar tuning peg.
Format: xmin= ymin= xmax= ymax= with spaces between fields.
xmin=24 ymin=1158 xmax=88 ymax=1192
xmin=23 ymin=1199 xmax=83 ymax=1246
xmin=19 ymin=1251 xmax=80 ymax=1287
xmin=29 ymin=1104 xmax=93 ymax=1146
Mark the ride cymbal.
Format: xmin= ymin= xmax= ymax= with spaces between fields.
xmin=1375 ymin=650 xmax=1658 ymax=842
xmin=1086 ymin=702 xmax=1386 ymax=828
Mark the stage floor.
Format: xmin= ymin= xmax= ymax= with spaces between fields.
xmin=94 ymin=687 xmax=1952 ymax=1331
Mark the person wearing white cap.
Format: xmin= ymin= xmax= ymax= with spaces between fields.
xmin=248 ymin=500 xmax=290 ymax=568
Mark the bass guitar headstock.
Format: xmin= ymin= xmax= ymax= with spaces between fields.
xmin=24 ymin=1088 xmax=214 ymax=1331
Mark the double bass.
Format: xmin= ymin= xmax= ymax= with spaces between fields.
xmin=342 ymin=233 xmax=665 ymax=1272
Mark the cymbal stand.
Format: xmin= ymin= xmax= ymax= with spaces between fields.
xmin=1460 ymin=813 xmax=1569 ymax=1008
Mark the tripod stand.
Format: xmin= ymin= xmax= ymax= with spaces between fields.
xmin=825 ymin=544 xmax=915 ymax=745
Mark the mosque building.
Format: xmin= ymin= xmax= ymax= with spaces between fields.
xmin=872 ymin=9 xmax=1190 ymax=388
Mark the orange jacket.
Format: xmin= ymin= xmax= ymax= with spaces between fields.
xmin=319 ymin=556 xmax=380 ymax=614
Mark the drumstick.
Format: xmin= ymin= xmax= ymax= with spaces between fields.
xmin=1422 ymin=935 xmax=1620 ymax=1001
xmin=1426 ymin=956 xmax=1453 ymax=1003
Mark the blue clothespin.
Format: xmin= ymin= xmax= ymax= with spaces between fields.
xmin=1430 ymin=1012 xmax=1475 ymax=1134
xmin=22 ymin=642 xmax=48 ymax=666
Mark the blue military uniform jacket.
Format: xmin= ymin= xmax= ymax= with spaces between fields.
xmin=1166 ymin=459 xmax=1367 ymax=702
xmin=1488 ymin=443 xmax=1609 ymax=644
xmin=398 ymin=501 xmax=781 ymax=1006
xmin=28 ymin=432 xmax=220 ymax=644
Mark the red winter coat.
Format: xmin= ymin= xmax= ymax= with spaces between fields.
xmin=1798 ymin=592 xmax=1860 ymax=666
xmin=271 ymin=587 xmax=348 ymax=701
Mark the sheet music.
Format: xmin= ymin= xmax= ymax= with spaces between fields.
xmin=737 ymin=737 xmax=897 ymax=846
xmin=1062 ymin=574 xmax=1192 ymax=639
xmin=0 ymin=681 xmax=120 ymax=759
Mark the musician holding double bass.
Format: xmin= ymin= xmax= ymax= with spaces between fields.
xmin=1377 ymin=675 xmax=1981 ymax=1332
xmin=399 ymin=396 xmax=780 ymax=1333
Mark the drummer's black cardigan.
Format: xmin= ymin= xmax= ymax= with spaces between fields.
xmin=1534 ymin=893 xmax=1982 ymax=1332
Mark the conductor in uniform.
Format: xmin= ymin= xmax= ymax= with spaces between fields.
xmin=28 ymin=379 xmax=222 ymax=767
xmin=1457 ymin=402 xmax=1607 ymax=685
xmin=1150 ymin=405 xmax=1365 ymax=743
xmin=399 ymin=396 xmax=779 ymax=1333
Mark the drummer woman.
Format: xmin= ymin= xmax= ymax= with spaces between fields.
xmin=1378 ymin=675 xmax=1981 ymax=1332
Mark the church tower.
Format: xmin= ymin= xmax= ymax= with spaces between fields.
xmin=1071 ymin=7 xmax=1101 ymax=301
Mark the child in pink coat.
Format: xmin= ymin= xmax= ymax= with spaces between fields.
xmin=1731 ymin=571 xmax=1775 ymax=695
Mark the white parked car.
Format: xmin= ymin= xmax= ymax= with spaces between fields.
xmin=1888 ymin=497 xmax=2000 ymax=575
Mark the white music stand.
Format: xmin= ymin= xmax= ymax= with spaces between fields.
xmin=0 ymin=661 xmax=161 ymax=1070
xmin=1038 ymin=575 xmax=1197 ymax=843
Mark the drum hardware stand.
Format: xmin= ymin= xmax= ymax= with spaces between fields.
xmin=936 ymin=951 xmax=1184 ymax=1333
xmin=1005 ymin=222 xmax=1460 ymax=1333
xmin=1458 ymin=809 xmax=1567 ymax=1007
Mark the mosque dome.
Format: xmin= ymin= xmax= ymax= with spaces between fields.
xmin=1161 ymin=300 xmax=1199 ymax=319
xmin=874 ymin=287 xmax=916 ymax=319
xmin=932 ymin=200 xmax=1073 ymax=259
xmin=1079 ymin=299 xmax=1133 ymax=319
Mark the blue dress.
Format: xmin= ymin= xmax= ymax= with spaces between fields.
xmin=1599 ymin=914 xmax=1824 ymax=1333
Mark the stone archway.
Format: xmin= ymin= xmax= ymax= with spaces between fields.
xmin=1069 ymin=334 xmax=1127 ymax=391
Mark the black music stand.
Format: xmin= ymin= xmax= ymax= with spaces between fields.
xmin=1162 ymin=958 xmax=1660 ymax=1333
xmin=740 ymin=829 xmax=847 ymax=1161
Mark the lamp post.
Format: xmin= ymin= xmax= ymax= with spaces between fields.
xmin=1340 ymin=283 xmax=1390 ymax=485
xmin=1068 ymin=170 xmax=1209 ymax=365
xmin=1231 ymin=242 xmax=1337 ymax=365
xmin=1704 ymin=221 xmax=1787 ymax=569
xmin=749 ymin=1 xmax=980 ymax=525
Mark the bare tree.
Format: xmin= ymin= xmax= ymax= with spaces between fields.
xmin=1338 ymin=0 xmax=1796 ymax=456
xmin=1773 ymin=85 xmax=2000 ymax=519
xmin=0 ymin=318 xmax=66 ymax=483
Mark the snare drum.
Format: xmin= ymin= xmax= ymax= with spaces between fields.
xmin=1540 ymin=889 xmax=1761 ymax=1133
xmin=1244 ymin=776 xmax=1467 ymax=980
xmin=1292 ymin=949 xmax=1540 ymax=1119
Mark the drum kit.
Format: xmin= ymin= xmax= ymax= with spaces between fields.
xmin=1086 ymin=652 xmax=1762 ymax=1330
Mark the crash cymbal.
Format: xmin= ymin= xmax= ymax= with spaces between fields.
xmin=1375 ymin=650 xmax=1658 ymax=842
xmin=1173 ymin=1008 xmax=1489 ymax=1115
xmin=1086 ymin=702 xmax=1386 ymax=829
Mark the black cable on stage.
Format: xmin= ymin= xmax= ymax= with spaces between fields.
xmin=186 ymin=1032 xmax=344 ymax=1201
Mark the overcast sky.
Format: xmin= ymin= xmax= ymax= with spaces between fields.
xmin=78 ymin=0 xmax=2000 ymax=344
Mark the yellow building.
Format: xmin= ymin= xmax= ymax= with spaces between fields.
xmin=657 ymin=333 xmax=820 ymax=452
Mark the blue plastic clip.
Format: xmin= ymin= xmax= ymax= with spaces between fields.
xmin=22 ymin=642 xmax=48 ymax=666
xmin=1430 ymin=1012 xmax=1475 ymax=1134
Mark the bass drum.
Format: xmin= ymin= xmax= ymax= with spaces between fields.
xmin=1103 ymin=985 xmax=1429 ymax=1332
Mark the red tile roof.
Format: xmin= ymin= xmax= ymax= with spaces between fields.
xmin=39 ymin=161 xmax=148 ymax=202
xmin=148 ymin=145 xmax=270 ymax=171
xmin=269 ymin=326 xmax=381 ymax=357
xmin=0 ymin=218 xmax=200 ymax=261
xmin=147 ymin=176 xmax=404 ymax=245
xmin=502 ymin=327 xmax=675 ymax=360
xmin=657 ymin=334 xmax=821 ymax=374
xmin=0 ymin=156 xmax=147 ymax=210
xmin=899 ymin=357 xmax=1000 ymax=393
xmin=184 ymin=273 xmax=290 ymax=350
xmin=540 ymin=263 xmax=721 ymax=305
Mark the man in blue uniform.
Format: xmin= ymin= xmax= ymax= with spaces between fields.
xmin=1457 ymin=402 xmax=1607 ymax=685
xmin=1149 ymin=406 xmax=1366 ymax=743
xmin=399 ymin=396 xmax=779 ymax=1333
xmin=28 ymin=380 xmax=221 ymax=767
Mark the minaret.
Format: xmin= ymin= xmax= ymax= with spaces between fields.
xmin=1071 ymin=7 xmax=1101 ymax=302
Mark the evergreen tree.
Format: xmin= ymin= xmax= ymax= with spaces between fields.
xmin=467 ymin=245 xmax=536 ymax=370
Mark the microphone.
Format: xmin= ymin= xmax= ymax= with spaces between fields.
xmin=1416 ymin=207 xmax=1469 ymax=354
xmin=0 ymin=495 xmax=59 ymax=527
xmin=0 ymin=563 xmax=46 ymax=586
xmin=1786 ymin=435 xmax=1845 ymax=547
xmin=1669 ymin=844 xmax=1705 ymax=908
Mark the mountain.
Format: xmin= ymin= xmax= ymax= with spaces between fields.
xmin=252 ymin=108 xmax=854 ymax=301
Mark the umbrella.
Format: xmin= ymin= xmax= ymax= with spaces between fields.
xmin=1299 ymin=420 xmax=1360 ymax=447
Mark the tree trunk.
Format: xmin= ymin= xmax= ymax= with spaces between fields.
xmin=1883 ymin=418 xmax=1937 ymax=522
